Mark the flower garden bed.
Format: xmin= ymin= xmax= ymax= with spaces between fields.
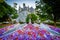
xmin=0 ymin=23 xmax=60 ymax=40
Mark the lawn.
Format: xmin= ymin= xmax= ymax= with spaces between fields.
xmin=44 ymin=22 xmax=60 ymax=28
xmin=0 ymin=23 xmax=13 ymax=28
xmin=0 ymin=26 xmax=4 ymax=28
xmin=0 ymin=22 xmax=60 ymax=28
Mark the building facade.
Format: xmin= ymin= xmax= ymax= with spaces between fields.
xmin=16 ymin=3 xmax=35 ymax=22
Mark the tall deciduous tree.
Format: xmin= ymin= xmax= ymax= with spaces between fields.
xmin=36 ymin=0 xmax=60 ymax=26
xmin=26 ymin=13 xmax=38 ymax=23
xmin=0 ymin=0 xmax=18 ymax=22
xmin=36 ymin=0 xmax=53 ymax=22
xmin=42 ymin=0 xmax=60 ymax=26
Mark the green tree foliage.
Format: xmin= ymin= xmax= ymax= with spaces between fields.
xmin=36 ymin=0 xmax=60 ymax=26
xmin=36 ymin=0 xmax=53 ymax=22
xmin=42 ymin=0 xmax=60 ymax=26
xmin=0 ymin=0 xmax=4 ymax=3
xmin=11 ymin=13 xmax=18 ymax=19
xmin=0 ymin=1 xmax=18 ymax=22
xmin=26 ymin=13 xmax=38 ymax=23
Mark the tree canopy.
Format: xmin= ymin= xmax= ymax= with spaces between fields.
xmin=42 ymin=0 xmax=60 ymax=25
xmin=36 ymin=0 xmax=53 ymax=21
xmin=0 ymin=0 xmax=18 ymax=22
xmin=36 ymin=0 xmax=60 ymax=26
xmin=26 ymin=13 xmax=38 ymax=23
xmin=43 ymin=0 xmax=60 ymax=20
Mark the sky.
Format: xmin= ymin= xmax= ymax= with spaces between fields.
xmin=5 ymin=0 xmax=38 ymax=10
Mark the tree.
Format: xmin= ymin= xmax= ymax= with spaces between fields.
xmin=42 ymin=0 xmax=60 ymax=26
xmin=11 ymin=13 xmax=18 ymax=19
xmin=26 ymin=13 xmax=38 ymax=23
xmin=36 ymin=0 xmax=60 ymax=26
xmin=0 ymin=1 xmax=18 ymax=22
xmin=35 ymin=0 xmax=53 ymax=22
xmin=0 ymin=0 xmax=4 ymax=3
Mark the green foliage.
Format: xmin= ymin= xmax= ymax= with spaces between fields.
xmin=26 ymin=13 xmax=38 ymax=23
xmin=0 ymin=1 xmax=18 ymax=22
xmin=36 ymin=0 xmax=53 ymax=22
xmin=42 ymin=0 xmax=60 ymax=26
xmin=36 ymin=0 xmax=60 ymax=26
xmin=26 ymin=15 xmax=29 ymax=23
xmin=0 ymin=0 xmax=4 ymax=3
xmin=0 ymin=26 xmax=3 ymax=28
xmin=42 ymin=0 xmax=60 ymax=20
xmin=12 ymin=13 xmax=18 ymax=19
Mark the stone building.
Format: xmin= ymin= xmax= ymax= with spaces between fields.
xmin=16 ymin=3 xmax=35 ymax=22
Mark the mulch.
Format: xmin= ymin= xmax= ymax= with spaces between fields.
xmin=0 ymin=23 xmax=13 ymax=27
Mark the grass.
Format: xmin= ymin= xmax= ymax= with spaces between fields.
xmin=55 ymin=24 xmax=60 ymax=28
xmin=0 ymin=26 xmax=4 ymax=28
xmin=44 ymin=22 xmax=60 ymax=28
xmin=0 ymin=22 xmax=60 ymax=28
xmin=0 ymin=23 xmax=13 ymax=28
